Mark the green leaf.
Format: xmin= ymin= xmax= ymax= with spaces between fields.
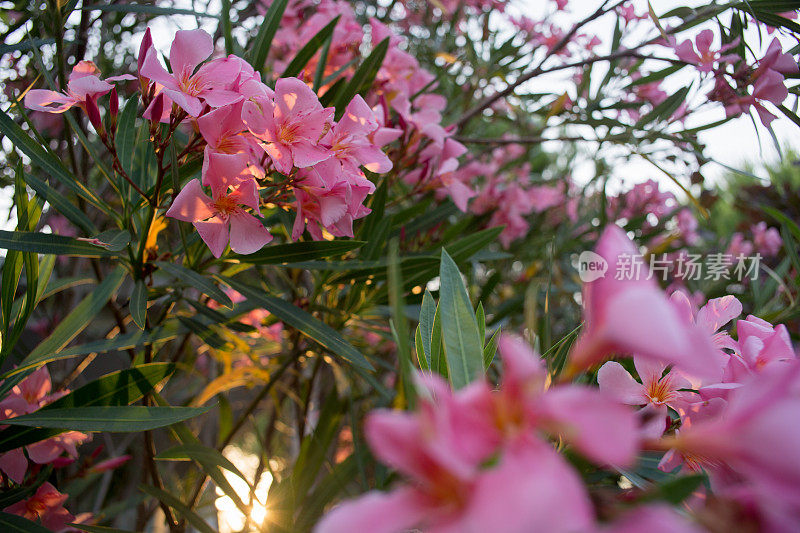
xmin=232 ymin=240 xmax=364 ymax=264
xmin=282 ymin=16 xmax=340 ymax=78
xmin=431 ymin=303 xmax=446 ymax=378
xmin=291 ymin=390 xmax=343 ymax=502
xmin=0 ymin=364 xmax=175 ymax=453
xmin=656 ymin=474 xmax=705 ymax=504
xmin=248 ymin=0 xmax=288 ymax=73
xmin=0 ymin=512 xmax=52 ymax=533
xmin=220 ymin=276 xmax=372 ymax=370
xmin=157 ymin=443 xmax=249 ymax=515
xmin=332 ymin=38 xmax=390 ymax=119
xmin=417 ymin=289 xmax=437 ymax=369
xmin=54 ymin=323 xmax=182 ymax=359
xmin=8 ymin=266 xmax=127 ymax=375
xmin=220 ymin=0 xmax=235 ymax=55
xmin=130 ymin=280 xmax=147 ymax=330
xmin=438 ymin=250 xmax=483 ymax=388
xmin=0 ymin=108 xmax=114 ymax=217
xmin=116 ymin=97 xmax=139 ymax=177
xmin=476 ymin=302 xmax=486 ymax=342
xmin=1 ymin=406 xmax=210 ymax=432
xmin=483 ymin=328 xmax=501 ymax=369
xmin=140 ymin=485 xmax=216 ymax=533
xmin=635 ymin=86 xmax=691 ymax=128
xmin=21 ymin=174 xmax=96 ymax=234
xmin=388 ymin=238 xmax=415 ymax=406
xmin=156 ymin=443 xmax=248 ymax=483
xmin=0 ymin=230 xmax=117 ymax=257
xmin=71 ymin=525 xmax=138 ymax=533
xmin=763 ymin=206 xmax=800 ymax=242
xmin=155 ymin=261 xmax=232 ymax=308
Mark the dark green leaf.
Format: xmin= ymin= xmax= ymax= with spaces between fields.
xmin=130 ymin=281 xmax=147 ymax=330
xmin=220 ymin=277 xmax=372 ymax=370
xmin=0 ymin=230 xmax=117 ymax=257
xmin=1 ymin=406 xmax=210 ymax=432
xmin=282 ymin=16 xmax=340 ymax=78
xmin=9 ymin=266 xmax=127 ymax=375
xmin=155 ymin=261 xmax=232 ymax=308
xmin=232 ymin=240 xmax=364 ymax=264
xmin=248 ymin=0 xmax=288 ymax=73
xmin=0 ymin=512 xmax=52 ymax=533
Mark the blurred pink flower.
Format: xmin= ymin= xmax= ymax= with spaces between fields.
xmin=566 ymin=225 xmax=723 ymax=380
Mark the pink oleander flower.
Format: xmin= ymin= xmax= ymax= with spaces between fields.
xmin=291 ymin=165 xmax=372 ymax=240
xmin=140 ymin=29 xmax=241 ymax=117
xmin=165 ymin=173 xmax=271 ymax=258
xmin=493 ymin=335 xmax=640 ymax=467
xmin=565 ymin=225 xmax=723 ymax=380
xmin=4 ymin=482 xmax=74 ymax=531
xmin=320 ymin=95 xmax=393 ymax=178
xmin=603 ymin=504 xmax=705 ymax=533
xmin=752 ymin=221 xmax=782 ymax=257
xmin=726 ymin=232 xmax=754 ymax=257
xmin=670 ymin=292 xmax=742 ymax=355
xmin=673 ymin=29 xmax=739 ymax=73
xmin=659 ymin=360 xmax=800 ymax=531
xmin=242 ymin=77 xmax=334 ymax=174
xmin=317 ymin=333 xmax=641 ymax=532
xmin=598 ymin=357 xmax=693 ymax=437
xmin=197 ymin=101 xmax=259 ymax=164
xmin=25 ymin=61 xmax=133 ymax=114
xmin=726 ymin=315 xmax=795 ymax=381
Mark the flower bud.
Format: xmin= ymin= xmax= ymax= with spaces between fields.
xmin=108 ymin=87 xmax=119 ymax=130
xmin=138 ymin=27 xmax=153 ymax=77
xmin=84 ymin=95 xmax=104 ymax=136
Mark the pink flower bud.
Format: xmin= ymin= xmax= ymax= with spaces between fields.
xmin=90 ymin=455 xmax=131 ymax=473
xmin=138 ymin=27 xmax=153 ymax=77
xmin=84 ymin=95 xmax=104 ymax=135
xmin=109 ymin=87 xmax=118 ymax=118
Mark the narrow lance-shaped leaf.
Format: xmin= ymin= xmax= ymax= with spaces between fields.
xmin=388 ymin=238 xmax=415 ymax=407
xmin=139 ymin=485 xmax=216 ymax=533
xmin=7 ymin=265 xmax=127 ymax=376
xmin=283 ymin=15 xmax=340 ymax=78
xmin=248 ymin=0 xmax=289 ymax=73
xmin=438 ymin=250 xmax=484 ymax=389
xmin=1 ymin=405 xmax=211 ymax=432
xmin=130 ymin=280 xmax=147 ymax=330
xmin=219 ymin=276 xmax=373 ymax=370
xmin=0 ymin=230 xmax=118 ymax=258
xmin=0 ymin=363 xmax=176 ymax=453
xmin=155 ymin=261 xmax=233 ymax=308
xmin=333 ymin=38 xmax=390 ymax=119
